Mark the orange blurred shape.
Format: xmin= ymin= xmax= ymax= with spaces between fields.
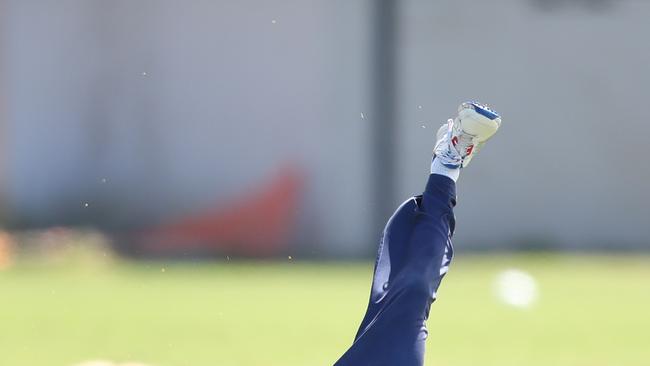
xmin=0 ymin=231 xmax=14 ymax=269
xmin=138 ymin=166 xmax=304 ymax=256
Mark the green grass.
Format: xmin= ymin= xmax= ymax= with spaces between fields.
xmin=1 ymin=254 xmax=649 ymax=366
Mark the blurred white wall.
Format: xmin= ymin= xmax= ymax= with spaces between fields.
xmin=396 ymin=0 xmax=650 ymax=249
xmin=1 ymin=0 xmax=372 ymax=255
xmin=1 ymin=0 xmax=649 ymax=254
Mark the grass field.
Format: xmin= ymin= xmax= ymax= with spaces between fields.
xmin=1 ymin=254 xmax=649 ymax=366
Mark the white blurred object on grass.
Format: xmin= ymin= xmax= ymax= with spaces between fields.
xmin=494 ymin=269 xmax=539 ymax=308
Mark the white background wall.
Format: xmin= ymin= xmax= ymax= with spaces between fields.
xmin=396 ymin=0 xmax=650 ymax=249
xmin=1 ymin=0 xmax=649 ymax=254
